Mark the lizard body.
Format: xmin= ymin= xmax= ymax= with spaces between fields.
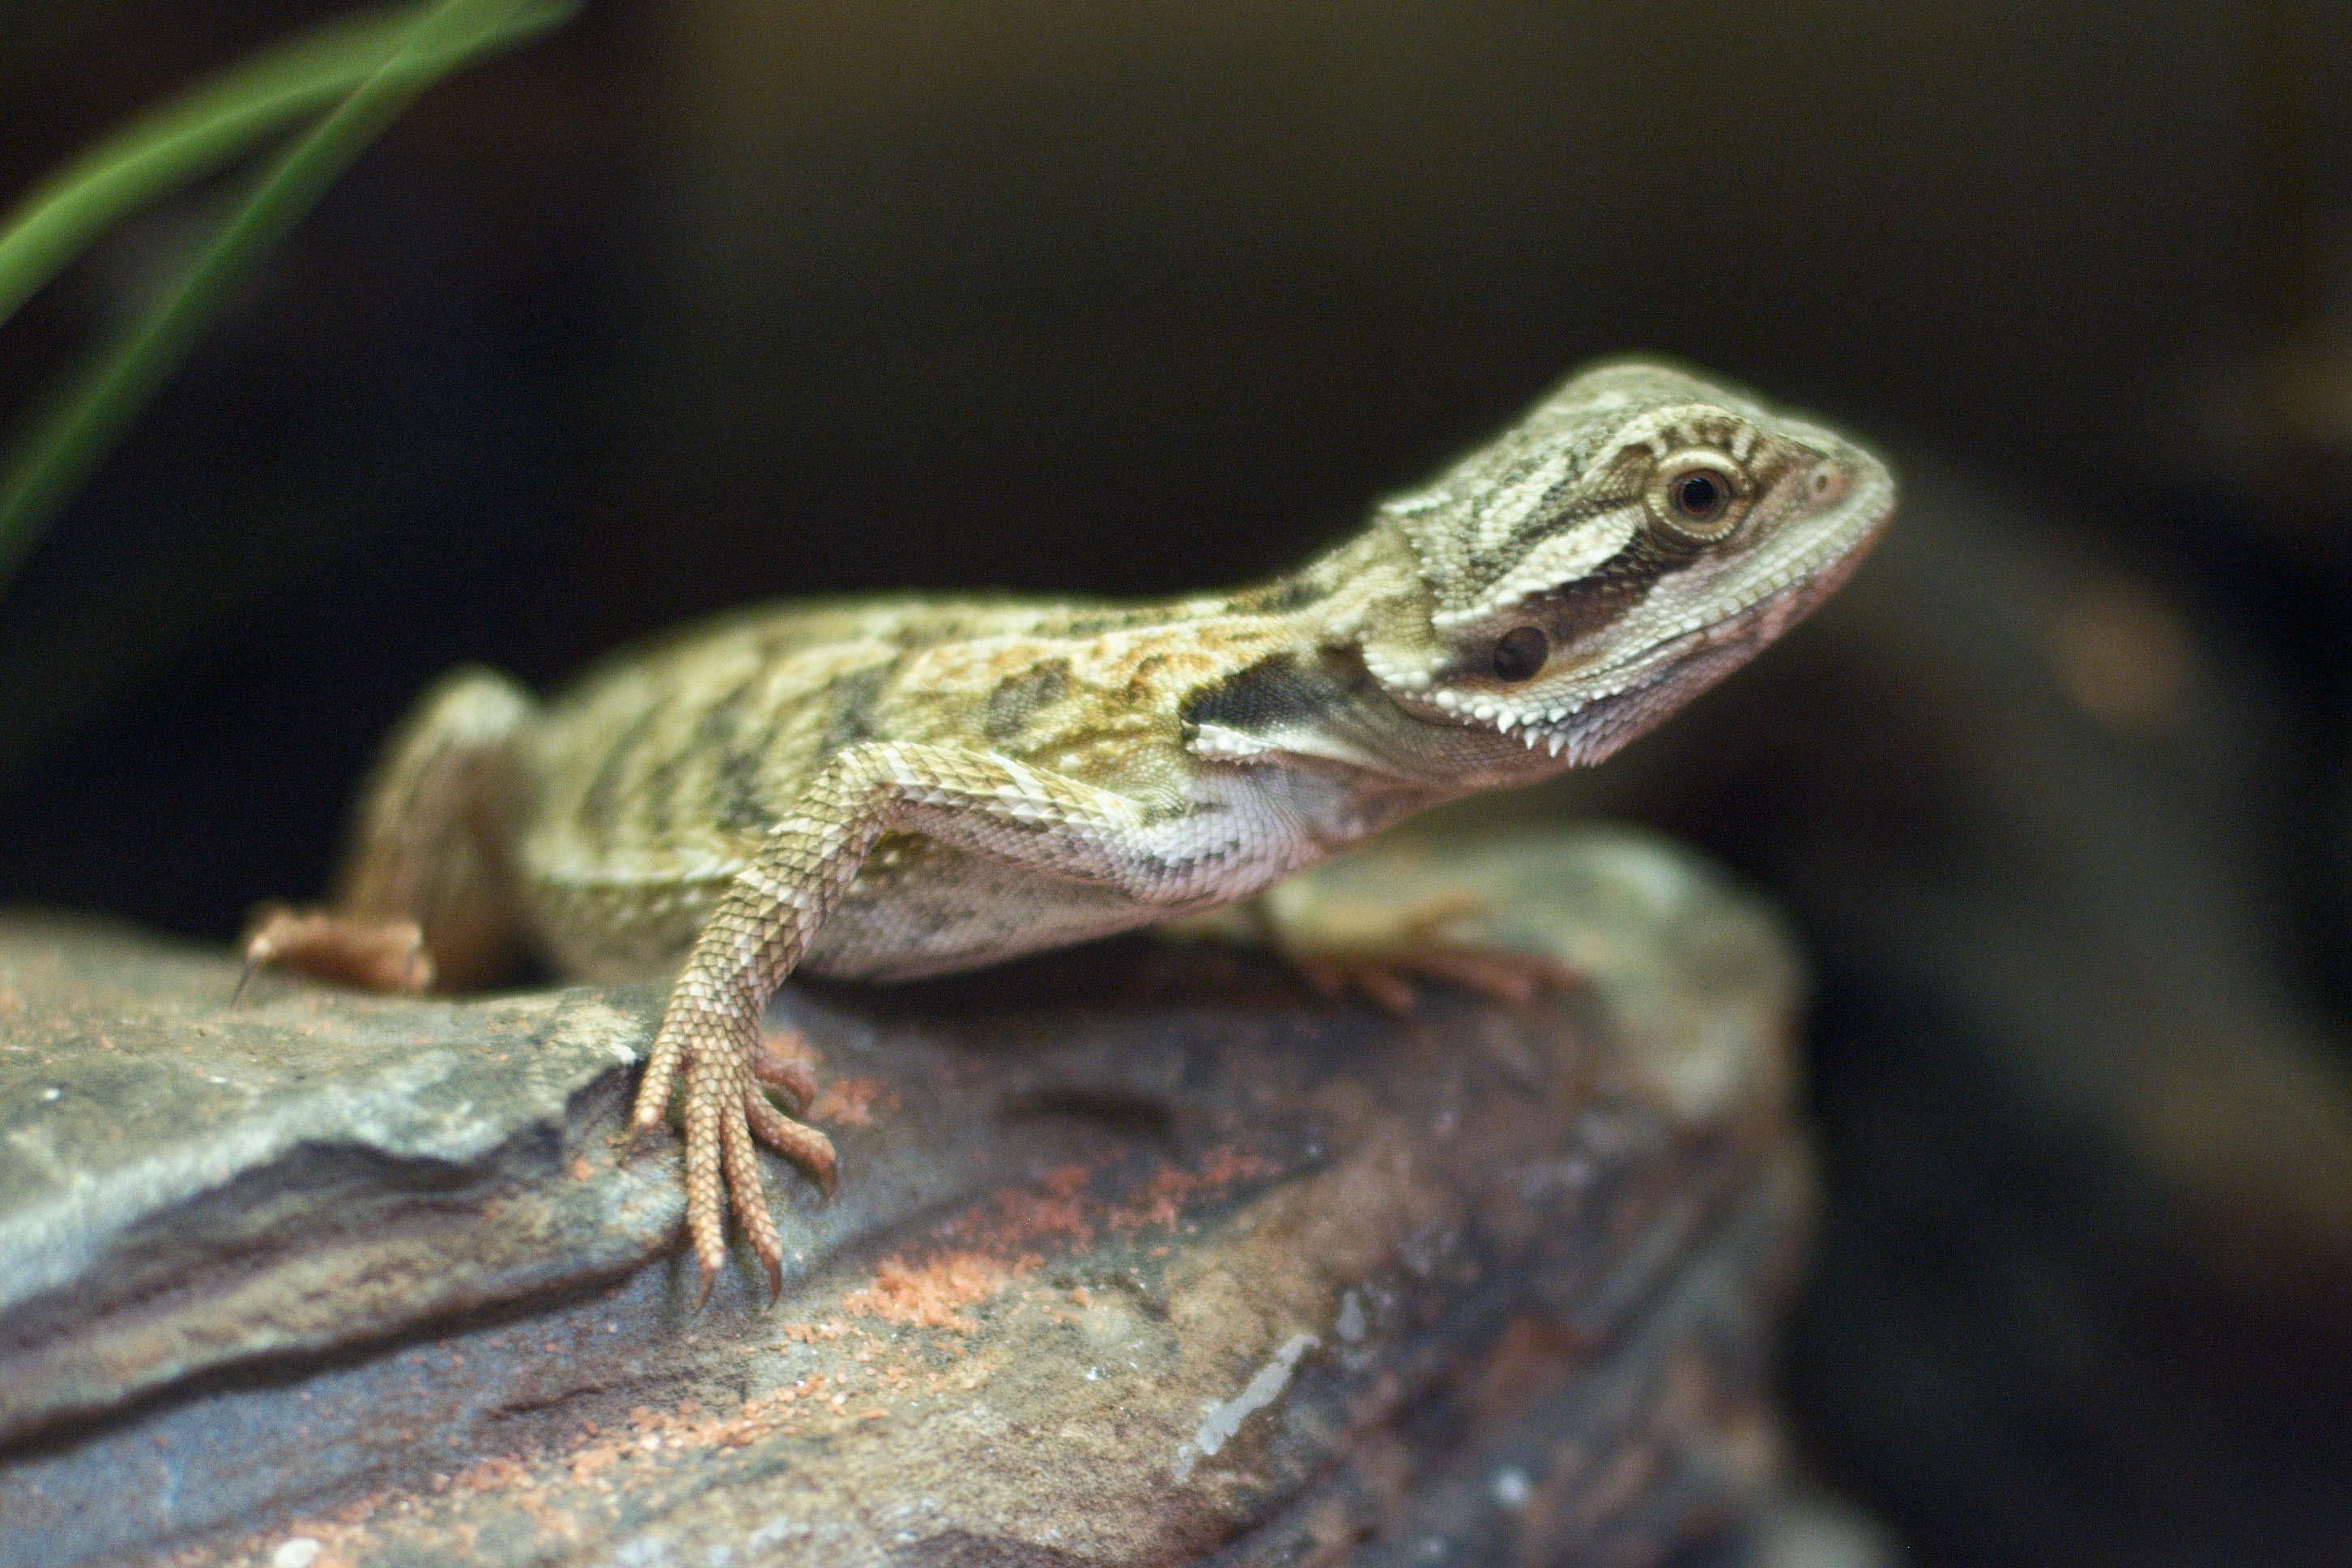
xmin=249 ymin=359 xmax=1894 ymax=1293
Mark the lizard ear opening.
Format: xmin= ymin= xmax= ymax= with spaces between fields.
xmin=1490 ymin=625 xmax=1549 ymax=683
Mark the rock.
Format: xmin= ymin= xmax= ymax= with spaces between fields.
xmin=0 ymin=827 xmax=1847 ymax=1568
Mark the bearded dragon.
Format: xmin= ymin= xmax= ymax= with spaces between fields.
xmin=245 ymin=359 xmax=1894 ymax=1297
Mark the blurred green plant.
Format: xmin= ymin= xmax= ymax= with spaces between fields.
xmin=0 ymin=0 xmax=579 ymax=594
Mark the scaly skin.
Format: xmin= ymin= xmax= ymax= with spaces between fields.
xmin=246 ymin=359 xmax=1895 ymax=1298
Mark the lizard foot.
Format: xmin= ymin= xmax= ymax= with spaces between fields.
xmin=629 ymin=996 xmax=836 ymax=1307
xmin=236 ymin=904 xmax=434 ymax=999
xmin=1286 ymin=943 xmax=1583 ymax=1016
xmin=1254 ymin=886 xmax=1582 ymax=1016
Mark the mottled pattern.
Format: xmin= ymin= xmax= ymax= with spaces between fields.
xmin=253 ymin=359 xmax=1894 ymax=1293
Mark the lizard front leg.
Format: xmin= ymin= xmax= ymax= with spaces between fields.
xmin=633 ymin=739 xmax=1234 ymax=1300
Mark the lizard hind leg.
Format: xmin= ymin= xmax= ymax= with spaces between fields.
xmin=242 ymin=667 xmax=539 ymax=996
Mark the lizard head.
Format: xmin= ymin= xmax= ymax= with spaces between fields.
xmin=1357 ymin=359 xmax=1894 ymax=769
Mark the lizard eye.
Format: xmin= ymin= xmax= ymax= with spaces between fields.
xmin=1648 ymin=450 xmax=1751 ymax=543
xmin=1492 ymin=625 xmax=1549 ymax=682
xmin=1674 ymin=471 xmax=1728 ymax=522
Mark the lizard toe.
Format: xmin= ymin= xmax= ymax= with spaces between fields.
xmin=628 ymin=1024 xmax=689 ymax=1134
xmin=720 ymin=1096 xmax=786 ymax=1302
xmin=744 ymin=1085 xmax=837 ymax=1195
xmin=751 ymin=1026 xmax=820 ymax=1110
xmin=1406 ymin=947 xmax=1583 ymax=1006
xmin=680 ymin=1054 xmax=734 ymax=1298
xmin=1289 ymin=954 xmax=1417 ymax=1015
xmin=1283 ymin=944 xmax=1580 ymax=1016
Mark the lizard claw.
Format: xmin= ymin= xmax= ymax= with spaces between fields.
xmin=1286 ymin=944 xmax=1583 ymax=1016
xmin=617 ymin=1115 xmax=655 ymax=1161
xmin=229 ymin=953 xmax=262 ymax=1008
xmin=751 ymin=1027 xmax=820 ymax=1112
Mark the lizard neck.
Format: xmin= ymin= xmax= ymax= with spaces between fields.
xmin=1229 ymin=517 xmax=1435 ymax=664
xmin=1178 ymin=519 xmax=1570 ymax=793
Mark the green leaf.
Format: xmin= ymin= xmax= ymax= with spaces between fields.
xmin=0 ymin=0 xmax=579 ymax=590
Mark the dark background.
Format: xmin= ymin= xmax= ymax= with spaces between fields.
xmin=4 ymin=3 xmax=2351 ymax=1563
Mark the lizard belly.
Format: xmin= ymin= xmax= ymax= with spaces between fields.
xmin=801 ymin=842 xmax=1214 ymax=982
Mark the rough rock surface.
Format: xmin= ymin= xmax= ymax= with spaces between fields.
xmin=0 ymin=826 xmax=1843 ymax=1567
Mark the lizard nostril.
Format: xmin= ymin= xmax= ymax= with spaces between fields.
xmin=1809 ymin=465 xmax=1844 ymax=501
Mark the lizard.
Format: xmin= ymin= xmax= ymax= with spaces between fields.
xmin=243 ymin=358 xmax=1894 ymax=1299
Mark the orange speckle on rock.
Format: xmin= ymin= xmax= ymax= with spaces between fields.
xmin=810 ymin=1076 xmax=889 ymax=1125
xmin=454 ymin=1456 xmax=526 ymax=1493
xmin=841 ymin=1251 xmax=1032 ymax=1332
xmin=760 ymin=1028 xmax=820 ymax=1070
xmin=1106 ymin=1146 xmax=1279 ymax=1233
xmin=569 ymin=1157 xmax=593 ymax=1182
xmin=776 ymin=1321 xmax=850 ymax=1344
xmin=569 ymin=1443 xmax=620 ymax=1484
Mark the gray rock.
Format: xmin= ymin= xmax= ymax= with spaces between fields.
xmin=0 ymin=826 xmax=1847 ymax=1567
